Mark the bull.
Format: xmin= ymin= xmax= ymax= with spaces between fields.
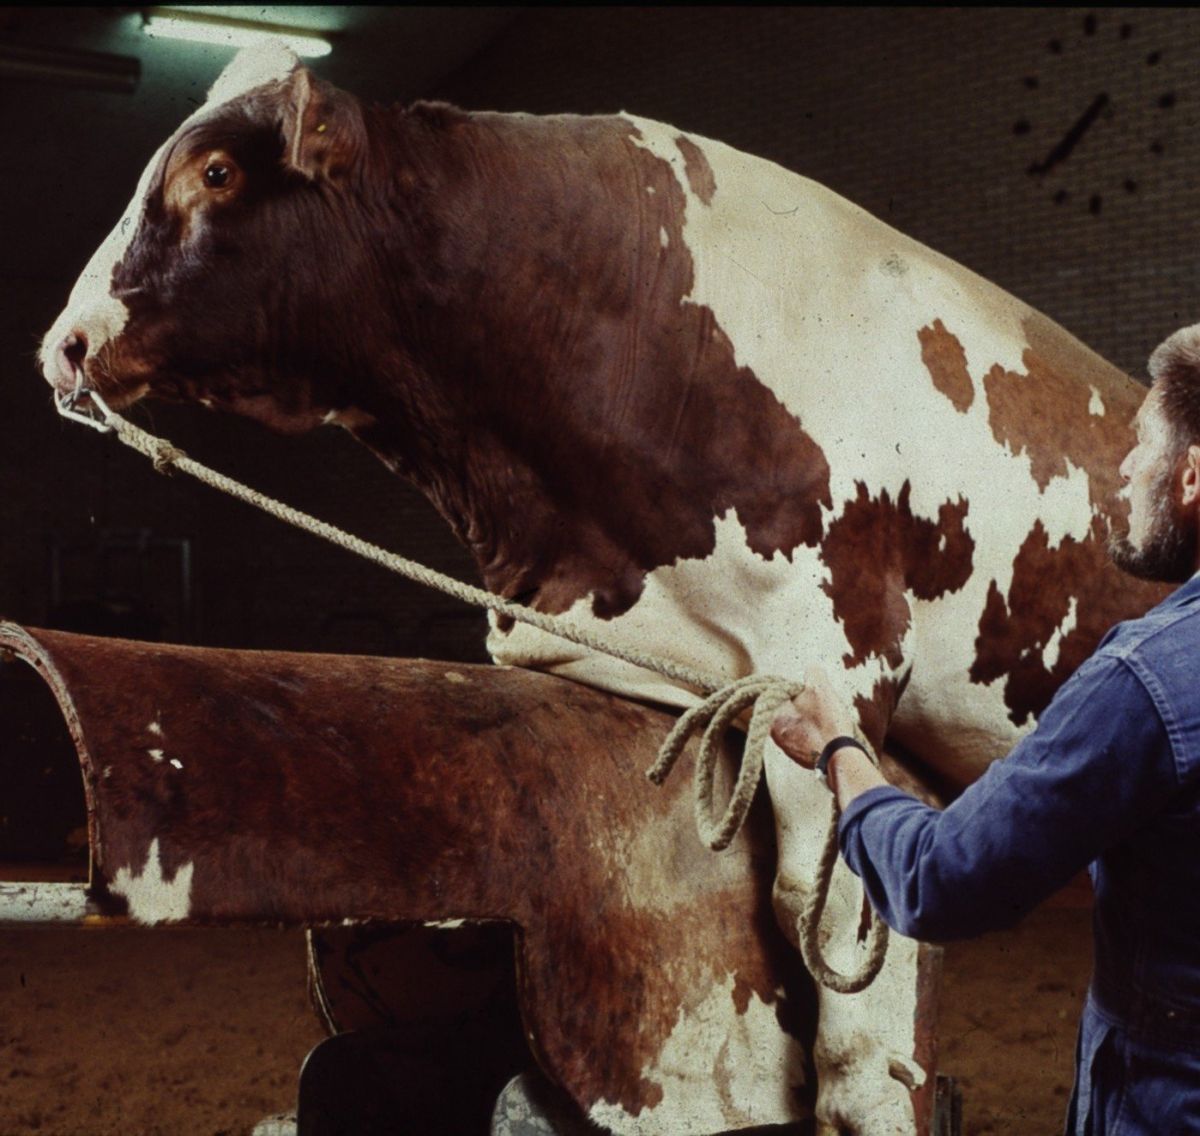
xmin=39 ymin=42 xmax=1174 ymax=1135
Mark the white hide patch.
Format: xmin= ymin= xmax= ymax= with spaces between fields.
xmin=206 ymin=41 xmax=297 ymax=107
xmin=109 ymin=838 xmax=194 ymax=925
xmin=587 ymin=974 xmax=807 ymax=1134
xmin=40 ymin=209 xmax=140 ymax=373
xmin=1089 ymin=387 xmax=1106 ymax=416
xmin=489 ymin=508 xmax=884 ymax=716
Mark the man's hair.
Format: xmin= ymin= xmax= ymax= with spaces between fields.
xmin=1149 ymin=327 xmax=1200 ymax=461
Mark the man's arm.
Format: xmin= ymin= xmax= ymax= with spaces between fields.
xmin=825 ymin=743 xmax=886 ymax=810
xmin=772 ymin=657 xmax=1180 ymax=941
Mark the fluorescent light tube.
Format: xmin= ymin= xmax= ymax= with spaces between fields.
xmin=142 ymin=9 xmax=333 ymax=59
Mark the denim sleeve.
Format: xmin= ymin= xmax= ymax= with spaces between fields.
xmin=837 ymin=655 xmax=1179 ymax=941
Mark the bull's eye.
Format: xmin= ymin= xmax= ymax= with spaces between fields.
xmin=204 ymin=163 xmax=231 ymax=189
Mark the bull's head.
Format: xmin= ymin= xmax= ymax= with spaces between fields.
xmin=40 ymin=43 xmax=370 ymax=433
xmin=40 ymin=46 xmax=835 ymax=616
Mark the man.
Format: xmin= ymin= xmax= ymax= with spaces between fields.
xmin=771 ymin=345 xmax=1200 ymax=1135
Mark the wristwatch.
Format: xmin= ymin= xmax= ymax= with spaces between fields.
xmin=815 ymin=735 xmax=870 ymax=788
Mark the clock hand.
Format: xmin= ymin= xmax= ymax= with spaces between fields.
xmin=1027 ymin=92 xmax=1110 ymax=177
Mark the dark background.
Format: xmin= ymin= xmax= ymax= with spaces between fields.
xmin=1 ymin=5 xmax=1195 ymax=662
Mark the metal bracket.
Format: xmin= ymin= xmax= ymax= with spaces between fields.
xmin=55 ymin=372 xmax=115 ymax=433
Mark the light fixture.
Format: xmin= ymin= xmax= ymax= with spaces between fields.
xmin=141 ymin=7 xmax=334 ymax=59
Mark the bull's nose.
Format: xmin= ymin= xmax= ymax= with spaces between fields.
xmin=45 ymin=331 xmax=89 ymax=392
xmin=61 ymin=332 xmax=88 ymax=370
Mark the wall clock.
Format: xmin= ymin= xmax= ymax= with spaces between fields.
xmin=1011 ymin=12 xmax=1176 ymax=215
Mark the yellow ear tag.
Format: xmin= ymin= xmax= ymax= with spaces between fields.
xmin=316 ymin=123 xmax=328 ymax=134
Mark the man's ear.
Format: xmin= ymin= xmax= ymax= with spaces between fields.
xmin=1180 ymin=445 xmax=1200 ymax=509
xmin=280 ymin=66 xmax=365 ymax=181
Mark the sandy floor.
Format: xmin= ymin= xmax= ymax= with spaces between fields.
xmin=938 ymin=902 xmax=1091 ymax=1135
xmin=0 ymin=900 xmax=1091 ymax=1135
xmin=0 ymin=925 xmax=320 ymax=1136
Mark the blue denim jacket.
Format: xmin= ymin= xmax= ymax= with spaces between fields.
xmin=839 ymin=574 xmax=1200 ymax=1134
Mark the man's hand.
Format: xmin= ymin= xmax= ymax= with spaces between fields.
xmin=770 ymin=665 xmax=858 ymax=768
xmin=770 ymin=665 xmax=888 ymax=807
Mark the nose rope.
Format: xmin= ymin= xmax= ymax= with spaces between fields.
xmin=54 ymin=383 xmax=888 ymax=995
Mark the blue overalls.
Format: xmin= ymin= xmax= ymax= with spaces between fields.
xmin=838 ymin=574 xmax=1200 ymax=1134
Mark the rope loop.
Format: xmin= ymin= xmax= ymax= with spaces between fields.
xmin=797 ymin=791 xmax=890 ymax=994
xmin=647 ymin=674 xmax=890 ymax=993
xmin=646 ymin=675 xmax=802 ymax=851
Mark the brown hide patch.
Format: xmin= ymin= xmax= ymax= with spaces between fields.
xmin=821 ymin=481 xmax=975 ymax=668
xmin=984 ymin=313 xmax=1142 ymax=511
xmin=918 ymin=319 xmax=974 ymax=412
xmin=853 ymin=672 xmax=909 ymax=755
xmin=853 ymin=672 xmax=951 ymax=805
xmin=162 ymin=145 xmax=246 ymax=239
xmin=853 ymin=670 xmax=961 ymax=805
xmin=392 ymin=113 xmax=832 ymax=622
xmin=970 ymin=517 xmax=1166 ymax=725
xmin=675 ymin=134 xmax=716 ymax=205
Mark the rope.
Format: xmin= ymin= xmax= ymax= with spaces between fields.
xmin=647 ymin=675 xmax=798 ymax=850
xmin=647 ymin=675 xmax=888 ymax=990
xmin=799 ymin=791 xmax=890 ymax=995
xmin=66 ymin=395 xmax=888 ymax=993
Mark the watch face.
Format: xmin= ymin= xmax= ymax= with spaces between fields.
xmin=1012 ymin=12 xmax=1175 ymax=215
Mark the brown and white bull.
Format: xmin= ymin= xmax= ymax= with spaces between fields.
xmin=39 ymin=43 xmax=1178 ymax=1135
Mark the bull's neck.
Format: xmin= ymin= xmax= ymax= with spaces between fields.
xmin=350 ymin=383 xmax=646 ymax=619
xmin=345 ymin=109 xmax=669 ymax=616
xmin=348 ymin=105 xmax=830 ymax=621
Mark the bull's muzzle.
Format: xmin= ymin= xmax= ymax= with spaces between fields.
xmin=42 ymin=330 xmax=89 ymax=398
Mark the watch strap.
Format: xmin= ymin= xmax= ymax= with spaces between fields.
xmin=815 ymin=735 xmax=869 ymax=783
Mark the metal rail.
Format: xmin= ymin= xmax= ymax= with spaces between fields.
xmin=0 ymin=881 xmax=124 ymax=925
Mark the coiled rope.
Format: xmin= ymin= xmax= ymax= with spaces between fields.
xmin=57 ymin=387 xmax=888 ymax=993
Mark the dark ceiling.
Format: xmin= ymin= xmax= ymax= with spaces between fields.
xmin=0 ymin=6 xmax=522 ymax=141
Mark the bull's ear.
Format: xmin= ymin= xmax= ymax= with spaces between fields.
xmin=1149 ymin=323 xmax=1200 ymax=386
xmin=280 ymin=66 xmax=365 ymax=181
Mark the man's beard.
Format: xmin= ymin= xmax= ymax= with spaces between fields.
xmin=1109 ymin=464 xmax=1198 ymax=582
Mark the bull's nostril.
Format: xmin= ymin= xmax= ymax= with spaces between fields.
xmin=61 ymin=332 xmax=88 ymax=369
